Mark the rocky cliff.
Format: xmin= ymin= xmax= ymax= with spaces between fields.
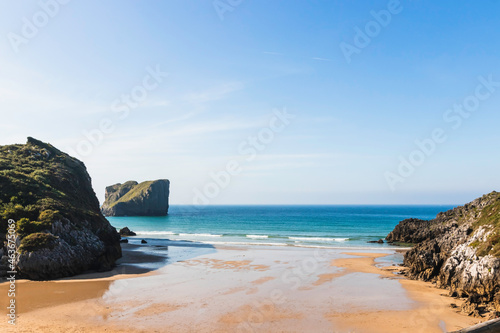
xmin=387 ymin=192 xmax=500 ymax=318
xmin=0 ymin=137 xmax=122 ymax=280
xmin=101 ymin=179 xmax=169 ymax=216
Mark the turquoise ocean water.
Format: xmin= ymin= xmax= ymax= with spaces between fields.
xmin=108 ymin=205 xmax=452 ymax=249
xmin=108 ymin=206 xmax=452 ymax=248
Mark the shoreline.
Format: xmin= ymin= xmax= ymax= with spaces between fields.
xmin=0 ymin=243 xmax=482 ymax=332
xmin=112 ymin=230 xmax=415 ymax=251
xmin=0 ymin=243 xmax=165 ymax=315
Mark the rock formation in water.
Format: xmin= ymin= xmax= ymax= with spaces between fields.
xmin=119 ymin=227 xmax=136 ymax=236
xmin=101 ymin=179 xmax=170 ymax=216
xmin=387 ymin=191 xmax=500 ymax=318
xmin=0 ymin=137 xmax=122 ymax=280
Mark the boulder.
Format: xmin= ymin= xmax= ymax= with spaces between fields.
xmin=119 ymin=227 xmax=136 ymax=236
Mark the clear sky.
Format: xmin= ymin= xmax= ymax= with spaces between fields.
xmin=0 ymin=1 xmax=499 ymax=205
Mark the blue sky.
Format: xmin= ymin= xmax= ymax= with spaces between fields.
xmin=0 ymin=0 xmax=499 ymax=205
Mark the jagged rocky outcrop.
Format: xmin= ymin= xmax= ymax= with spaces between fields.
xmin=0 ymin=137 xmax=122 ymax=280
xmin=119 ymin=227 xmax=136 ymax=236
xmin=387 ymin=192 xmax=500 ymax=318
xmin=101 ymin=180 xmax=169 ymax=216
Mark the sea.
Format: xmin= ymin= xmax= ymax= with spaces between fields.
xmin=108 ymin=205 xmax=453 ymax=250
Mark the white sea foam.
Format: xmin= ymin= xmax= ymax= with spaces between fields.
xmin=288 ymin=237 xmax=349 ymax=242
xmin=292 ymin=244 xmax=403 ymax=250
xmin=246 ymin=235 xmax=269 ymax=239
xmin=195 ymin=240 xmax=386 ymax=250
xmin=178 ymin=233 xmax=223 ymax=237
xmin=160 ymin=239 xmax=407 ymax=250
xmin=135 ymin=231 xmax=176 ymax=235
xmin=200 ymin=241 xmax=288 ymax=247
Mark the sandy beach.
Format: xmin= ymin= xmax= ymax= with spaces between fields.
xmin=0 ymin=243 xmax=482 ymax=333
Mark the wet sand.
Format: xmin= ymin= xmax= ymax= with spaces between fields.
xmin=0 ymin=245 xmax=482 ymax=332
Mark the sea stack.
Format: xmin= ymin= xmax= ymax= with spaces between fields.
xmin=0 ymin=137 xmax=122 ymax=280
xmin=101 ymin=179 xmax=170 ymax=216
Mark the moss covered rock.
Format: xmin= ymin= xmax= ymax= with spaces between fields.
xmin=101 ymin=179 xmax=169 ymax=216
xmin=0 ymin=137 xmax=121 ymax=280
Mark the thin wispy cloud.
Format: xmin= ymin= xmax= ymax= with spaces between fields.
xmin=262 ymin=51 xmax=333 ymax=62
xmin=183 ymin=82 xmax=244 ymax=104
xmin=142 ymin=99 xmax=172 ymax=108
xmin=312 ymin=57 xmax=334 ymax=62
xmin=243 ymin=162 xmax=316 ymax=173
xmin=161 ymin=118 xmax=260 ymax=138
xmin=262 ymin=51 xmax=285 ymax=56
xmin=148 ymin=111 xmax=199 ymax=128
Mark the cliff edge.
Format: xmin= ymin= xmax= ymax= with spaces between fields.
xmin=101 ymin=179 xmax=170 ymax=216
xmin=387 ymin=191 xmax=500 ymax=318
xmin=0 ymin=137 xmax=122 ymax=280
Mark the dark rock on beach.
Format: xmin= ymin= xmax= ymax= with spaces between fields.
xmin=0 ymin=137 xmax=121 ymax=280
xmin=141 ymin=239 xmax=147 ymax=244
xmin=101 ymin=179 xmax=170 ymax=216
xmin=385 ymin=218 xmax=445 ymax=244
xmin=367 ymin=239 xmax=384 ymax=244
xmin=386 ymin=191 xmax=500 ymax=318
xmin=119 ymin=227 xmax=136 ymax=236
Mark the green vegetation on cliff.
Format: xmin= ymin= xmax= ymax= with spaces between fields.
xmin=0 ymin=137 xmax=121 ymax=279
xmin=473 ymin=192 xmax=500 ymax=257
xmin=387 ymin=191 xmax=500 ymax=318
xmin=388 ymin=191 xmax=500 ymax=258
xmin=442 ymin=191 xmax=500 ymax=258
xmin=19 ymin=232 xmax=58 ymax=253
xmin=0 ymin=138 xmax=102 ymax=238
xmin=108 ymin=181 xmax=154 ymax=208
xmin=101 ymin=179 xmax=169 ymax=217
